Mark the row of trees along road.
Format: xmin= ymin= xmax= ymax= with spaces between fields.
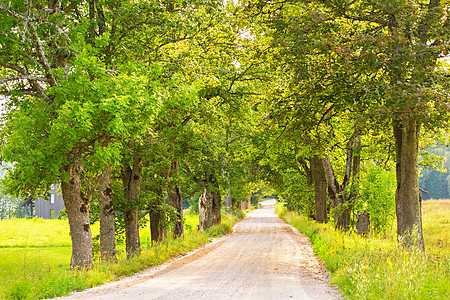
xmin=239 ymin=0 xmax=449 ymax=250
xmin=0 ymin=0 xmax=260 ymax=269
xmin=0 ymin=0 xmax=448 ymax=269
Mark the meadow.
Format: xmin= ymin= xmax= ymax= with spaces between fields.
xmin=0 ymin=210 xmax=244 ymax=299
xmin=277 ymin=199 xmax=450 ymax=300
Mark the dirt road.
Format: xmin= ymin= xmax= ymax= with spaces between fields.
xmin=61 ymin=200 xmax=340 ymax=299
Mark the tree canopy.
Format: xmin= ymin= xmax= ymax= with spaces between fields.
xmin=0 ymin=0 xmax=449 ymax=267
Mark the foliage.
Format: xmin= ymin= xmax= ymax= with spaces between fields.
xmin=276 ymin=201 xmax=449 ymax=299
xmin=358 ymin=164 xmax=397 ymax=233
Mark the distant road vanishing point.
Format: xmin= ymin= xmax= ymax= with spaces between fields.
xmin=60 ymin=199 xmax=341 ymax=300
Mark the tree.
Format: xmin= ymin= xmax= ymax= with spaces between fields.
xmin=0 ymin=0 xmax=163 ymax=268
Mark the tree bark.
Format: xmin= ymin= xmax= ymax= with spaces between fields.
xmin=149 ymin=203 xmax=167 ymax=242
xmin=242 ymin=194 xmax=251 ymax=210
xmin=198 ymin=189 xmax=213 ymax=230
xmin=167 ymin=161 xmax=184 ymax=238
xmin=122 ymin=157 xmax=142 ymax=258
xmin=311 ymin=156 xmax=327 ymax=223
xmin=198 ymin=188 xmax=221 ymax=230
xmin=98 ymin=168 xmax=116 ymax=261
xmin=198 ymin=174 xmax=222 ymax=230
xmin=167 ymin=186 xmax=184 ymax=237
xmin=323 ymin=136 xmax=361 ymax=230
xmin=212 ymin=189 xmax=222 ymax=225
xmin=124 ymin=210 xmax=140 ymax=256
xmin=323 ymin=154 xmax=347 ymax=229
xmin=393 ymin=118 xmax=425 ymax=250
xmin=356 ymin=211 xmax=370 ymax=235
xmin=61 ymin=157 xmax=93 ymax=269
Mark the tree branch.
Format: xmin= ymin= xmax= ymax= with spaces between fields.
xmin=26 ymin=22 xmax=57 ymax=87
xmin=0 ymin=75 xmax=53 ymax=85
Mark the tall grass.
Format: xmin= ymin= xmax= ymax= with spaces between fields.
xmin=0 ymin=210 xmax=244 ymax=299
xmin=276 ymin=200 xmax=449 ymax=300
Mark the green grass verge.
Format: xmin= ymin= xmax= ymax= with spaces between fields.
xmin=275 ymin=201 xmax=449 ymax=300
xmin=0 ymin=210 xmax=244 ymax=299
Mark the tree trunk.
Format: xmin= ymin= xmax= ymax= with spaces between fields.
xmin=393 ymin=118 xmax=425 ymax=250
xmin=122 ymin=157 xmax=142 ymax=258
xmin=124 ymin=210 xmax=140 ymax=256
xmin=167 ymin=161 xmax=184 ymax=237
xmin=323 ymin=136 xmax=361 ymax=231
xmin=61 ymin=157 xmax=93 ymax=269
xmin=242 ymin=194 xmax=251 ymax=210
xmin=335 ymin=204 xmax=352 ymax=230
xmin=212 ymin=189 xmax=222 ymax=225
xmin=167 ymin=186 xmax=184 ymax=237
xmin=356 ymin=211 xmax=370 ymax=235
xmin=98 ymin=168 xmax=116 ymax=261
xmin=231 ymin=198 xmax=237 ymax=210
xmin=323 ymin=154 xmax=347 ymax=228
xmin=311 ymin=156 xmax=327 ymax=223
xmin=198 ymin=189 xmax=214 ymax=230
xmin=198 ymin=175 xmax=222 ymax=230
xmin=149 ymin=203 xmax=167 ymax=242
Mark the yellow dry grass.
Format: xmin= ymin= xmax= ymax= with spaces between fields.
xmin=422 ymin=199 xmax=450 ymax=257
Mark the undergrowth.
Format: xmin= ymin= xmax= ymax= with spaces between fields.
xmin=276 ymin=202 xmax=449 ymax=300
xmin=0 ymin=211 xmax=244 ymax=299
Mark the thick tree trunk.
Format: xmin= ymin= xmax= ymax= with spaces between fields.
xmin=167 ymin=186 xmax=184 ymax=237
xmin=311 ymin=156 xmax=327 ymax=223
xmin=198 ymin=189 xmax=213 ymax=230
xmin=393 ymin=118 xmax=425 ymax=250
xmin=122 ymin=157 xmax=142 ymax=258
xmin=61 ymin=158 xmax=93 ymax=269
xmin=149 ymin=203 xmax=167 ymax=242
xmin=98 ymin=168 xmax=116 ymax=261
xmin=124 ymin=210 xmax=140 ymax=256
xmin=198 ymin=175 xmax=222 ymax=230
xmin=167 ymin=161 xmax=184 ymax=238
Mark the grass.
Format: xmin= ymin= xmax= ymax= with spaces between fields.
xmin=276 ymin=200 xmax=450 ymax=300
xmin=0 ymin=218 xmax=73 ymax=248
xmin=0 ymin=209 xmax=245 ymax=299
xmin=421 ymin=199 xmax=450 ymax=258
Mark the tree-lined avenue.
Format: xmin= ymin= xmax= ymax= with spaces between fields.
xmin=61 ymin=200 xmax=340 ymax=300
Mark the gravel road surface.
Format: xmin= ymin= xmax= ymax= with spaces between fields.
xmin=60 ymin=199 xmax=340 ymax=300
